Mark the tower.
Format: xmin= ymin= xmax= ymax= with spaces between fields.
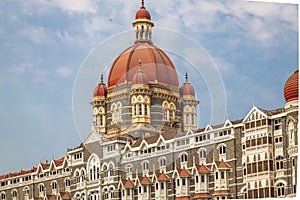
xmin=180 ymin=73 xmax=199 ymax=131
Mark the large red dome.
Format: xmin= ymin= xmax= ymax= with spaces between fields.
xmin=284 ymin=69 xmax=299 ymax=103
xmin=108 ymin=41 xmax=179 ymax=88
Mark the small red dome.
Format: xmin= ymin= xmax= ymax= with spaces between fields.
xmin=180 ymin=73 xmax=195 ymax=96
xmin=135 ymin=6 xmax=151 ymax=20
xmin=132 ymin=66 xmax=149 ymax=85
xmin=180 ymin=82 xmax=195 ymax=96
xmin=93 ymin=76 xmax=107 ymax=98
xmin=284 ymin=69 xmax=299 ymax=103
xmin=108 ymin=41 xmax=179 ymax=88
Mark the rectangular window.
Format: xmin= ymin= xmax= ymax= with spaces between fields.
xmin=139 ymin=104 xmax=143 ymax=115
xmin=161 ymin=182 xmax=164 ymax=190
xmin=201 ymin=175 xmax=205 ymax=182
xmin=257 ymin=138 xmax=262 ymax=145
xmin=221 ymin=172 xmax=225 ymax=179
xmin=215 ymin=172 xmax=218 ymax=180
xmin=144 ymin=105 xmax=147 ymax=116
xmin=195 ymin=175 xmax=199 ymax=183
xmin=246 ymin=140 xmax=251 ymax=148
xmin=177 ymin=179 xmax=180 ymax=186
xmin=182 ymin=179 xmax=186 ymax=186
xmin=251 ymin=139 xmax=256 ymax=146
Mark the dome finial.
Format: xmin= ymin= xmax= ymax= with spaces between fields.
xmin=100 ymin=74 xmax=104 ymax=83
xmin=185 ymin=72 xmax=189 ymax=83
xmin=141 ymin=0 xmax=145 ymax=8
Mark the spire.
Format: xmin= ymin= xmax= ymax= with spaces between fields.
xmin=185 ymin=72 xmax=189 ymax=83
xmin=100 ymin=74 xmax=104 ymax=84
xmin=141 ymin=0 xmax=145 ymax=8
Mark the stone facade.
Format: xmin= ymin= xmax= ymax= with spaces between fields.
xmin=0 ymin=1 xmax=298 ymax=200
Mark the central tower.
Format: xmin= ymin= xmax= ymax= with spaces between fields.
xmin=91 ymin=1 xmax=199 ymax=139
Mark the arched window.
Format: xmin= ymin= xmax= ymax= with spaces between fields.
xmin=142 ymin=161 xmax=149 ymax=171
xmin=12 ymin=190 xmax=17 ymax=198
xmin=51 ymin=181 xmax=57 ymax=189
xmin=1 ymin=193 xmax=6 ymax=200
xmin=39 ymin=184 xmax=44 ymax=192
xmin=131 ymin=96 xmax=150 ymax=119
xmin=159 ymin=158 xmax=167 ymax=167
xmin=199 ymin=149 xmax=206 ymax=159
xmin=65 ymin=178 xmax=71 ymax=187
xmin=103 ymin=164 xmax=108 ymax=178
xmin=81 ymin=170 xmax=85 ymax=182
xmin=277 ymin=183 xmax=285 ymax=197
xmin=75 ymin=171 xmax=80 ymax=183
xmin=180 ymin=153 xmax=188 ymax=162
xmin=169 ymin=103 xmax=176 ymax=121
xmin=219 ymin=145 xmax=226 ymax=154
xmin=88 ymin=156 xmax=100 ymax=181
xmin=109 ymin=163 xmax=114 ymax=177
xmin=38 ymin=184 xmax=45 ymax=196
xmin=24 ymin=187 xmax=30 ymax=196
xmin=126 ymin=165 xmax=133 ymax=173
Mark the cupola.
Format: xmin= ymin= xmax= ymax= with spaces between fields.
xmin=284 ymin=69 xmax=299 ymax=103
xmin=93 ymin=74 xmax=107 ymax=99
xmin=180 ymin=73 xmax=195 ymax=96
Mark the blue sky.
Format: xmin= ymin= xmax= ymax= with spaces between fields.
xmin=0 ymin=0 xmax=298 ymax=174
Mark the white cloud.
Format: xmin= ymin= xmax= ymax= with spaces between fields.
xmin=55 ymin=67 xmax=73 ymax=78
xmin=20 ymin=0 xmax=97 ymax=15
xmin=20 ymin=25 xmax=47 ymax=44
xmin=53 ymin=0 xmax=97 ymax=14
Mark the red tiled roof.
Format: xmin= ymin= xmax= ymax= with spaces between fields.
xmin=259 ymin=107 xmax=285 ymax=116
xmin=156 ymin=172 xmax=170 ymax=181
xmin=212 ymin=190 xmax=231 ymax=195
xmin=216 ymin=160 xmax=231 ymax=169
xmin=212 ymin=123 xmax=224 ymax=129
xmin=195 ymin=164 xmax=211 ymax=173
xmin=0 ymin=166 xmax=36 ymax=181
xmin=177 ymin=168 xmax=192 ymax=177
xmin=122 ymin=179 xmax=135 ymax=188
xmin=40 ymin=163 xmax=50 ymax=170
xmin=145 ymin=132 xmax=160 ymax=144
xmin=194 ymin=192 xmax=211 ymax=199
xmin=176 ymin=196 xmax=191 ymax=200
xmin=231 ymin=119 xmax=243 ymax=125
xmin=54 ymin=156 xmax=65 ymax=167
xmin=138 ymin=176 xmax=152 ymax=185
xmin=60 ymin=192 xmax=71 ymax=200
xmin=47 ymin=195 xmax=57 ymax=200
xmin=131 ymin=138 xmax=143 ymax=148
